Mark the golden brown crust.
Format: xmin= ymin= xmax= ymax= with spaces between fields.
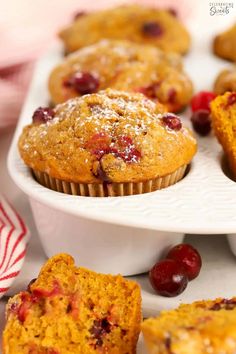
xmin=142 ymin=297 xmax=236 ymax=354
xmin=211 ymin=91 xmax=236 ymax=179
xmin=18 ymin=89 xmax=197 ymax=185
xmin=3 ymin=254 xmax=142 ymax=354
xmin=48 ymin=40 xmax=193 ymax=112
xmin=59 ymin=5 xmax=191 ymax=55
xmin=214 ymin=67 xmax=236 ymax=94
xmin=213 ymin=24 xmax=236 ymax=62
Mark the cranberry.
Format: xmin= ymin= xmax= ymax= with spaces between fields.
xmin=166 ymin=244 xmax=202 ymax=281
xmin=136 ymin=83 xmax=160 ymax=99
xmin=142 ymin=22 xmax=164 ymax=37
xmin=168 ymin=8 xmax=177 ymax=17
xmin=191 ymin=91 xmax=216 ymax=112
xmin=64 ymin=72 xmax=99 ymax=95
xmin=161 ymin=113 xmax=182 ymax=131
xmin=191 ymin=109 xmax=211 ymax=136
xmin=227 ymin=92 xmax=236 ymax=106
xmin=73 ymin=11 xmax=86 ymax=20
xmin=149 ymin=259 xmax=188 ymax=297
xmin=32 ymin=107 xmax=55 ymax=124
xmin=167 ymin=88 xmax=177 ymax=104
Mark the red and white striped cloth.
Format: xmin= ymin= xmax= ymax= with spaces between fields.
xmin=0 ymin=196 xmax=30 ymax=298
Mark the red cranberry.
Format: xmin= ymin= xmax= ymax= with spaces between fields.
xmin=73 ymin=11 xmax=86 ymax=20
xmin=227 ymin=92 xmax=236 ymax=106
xmin=149 ymin=259 xmax=188 ymax=297
xmin=168 ymin=8 xmax=178 ymax=17
xmin=136 ymin=83 xmax=160 ymax=99
xmin=191 ymin=91 xmax=216 ymax=112
xmin=161 ymin=114 xmax=182 ymax=131
xmin=64 ymin=72 xmax=99 ymax=95
xmin=142 ymin=22 xmax=164 ymax=37
xmin=166 ymin=244 xmax=202 ymax=281
xmin=191 ymin=109 xmax=211 ymax=136
xmin=32 ymin=107 xmax=55 ymax=124
xmin=167 ymin=88 xmax=177 ymax=104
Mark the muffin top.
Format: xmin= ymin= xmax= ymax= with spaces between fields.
xmin=214 ymin=67 xmax=236 ymax=94
xmin=18 ymin=89 xmax=197 ymax=184
xmin=49 ymin=39 xmax=193 ymax=113
xmin=60 ymin=5 xmax=191 ymax=55
xmin=213 ymin=24 xmax=236 ymax=62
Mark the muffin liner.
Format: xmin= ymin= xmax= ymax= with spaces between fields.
xmin=32 ymin=165 xmax=187 ymax=197
xmin=33 ymin=165 xmax=187 ymax=197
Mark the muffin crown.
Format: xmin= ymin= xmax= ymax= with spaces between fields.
xmin=18 ymin=89 xmax=197 ymax=184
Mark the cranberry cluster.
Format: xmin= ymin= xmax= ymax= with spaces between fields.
xmin=190 ymin=91 xmax=216 ymax=136
xmin=149 ymin=243 xmax=202 ymax=297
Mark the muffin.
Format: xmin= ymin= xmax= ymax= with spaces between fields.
xmin=214 ymin=67 xmax=236 ymax=94
xmin=59 ymin=5 xmax=191 ymax=55
xmin=213 ymin=24 xmax=236 ymax=62
xmin=142 ymin=297 xmax=236 ymax=354
xmin=18 ymin=89 xmax=197 ymax=197
xmin=49 ymin=39 xmax=193 ymax=113
xmin=3 ymin=254 xmax=141 ymax=354
xmin=211 ymin=91 xmax=236 ymax=179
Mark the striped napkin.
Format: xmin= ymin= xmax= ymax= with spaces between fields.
xmin=0 ymin=196 xmax=30 ymax=298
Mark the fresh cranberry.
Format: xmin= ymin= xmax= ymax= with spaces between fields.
xmin=227 ymin=92 xmax=236 ymax=106
xmin=142 ymin=22 xmax=164 ymax=37
xmin=73 ymin=11 xmax=86 ymax=20
xmin=191 ymin=109 xmax=211 ymax=136
xmin=64 ymin=72 xmax=99 ymax=95
xmin=161 ymin=113 xmax=182 ymax=131
xmin=166 ymin=243 xmax=202 ymax=281
xmin=149 ymin=259 xmax=188 ymax=297
xmin=32 ymin=107 xmax=55 ymax=123
xmin=191 ymin=91 xmax=216 ymax=112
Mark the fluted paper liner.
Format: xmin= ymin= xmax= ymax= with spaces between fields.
xmin=32 ymin=165 xmax=187 ymax=197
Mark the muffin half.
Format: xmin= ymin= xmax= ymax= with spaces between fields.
xmin=18 ymin=89 xmax=197 ymax=197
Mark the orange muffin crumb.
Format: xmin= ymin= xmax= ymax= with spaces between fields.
xmin=3 ymin=254 xmax=141 ymax=354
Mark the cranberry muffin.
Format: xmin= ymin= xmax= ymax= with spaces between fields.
xmin=213 ymin=24 xmax=236 ymax=62
xmin=3 ymin=254 xmax=141 ymax=354
xmin=214 ymin=67 xmax=236 ymax=94
xmin=211 ymin=91 xmax=236 ymax=179
xmin=49 ymin=40 xmax=193 ymax=113
xmin=142 ymin=297 xmax=236 ymax=354
xmin=60 ymin=5 xmax=191 ymax=55
xmin=18 ymin=89 xmax=197 ymax=197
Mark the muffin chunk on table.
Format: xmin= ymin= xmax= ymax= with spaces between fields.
xmin=60 ymin=5 xmax=191 ymax=55
xmin=3 ymin=254 xmax=141 ymax=354
xmin=49 ymin=39 xmax=193 ymax=113
xmin=142 ymin=297 xmax=236 ymax=354
xmin=214 ymin=67 xmax=236 ymax=94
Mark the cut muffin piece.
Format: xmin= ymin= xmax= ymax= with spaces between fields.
xmin=142 ymin=297 xmax=236 ymax=354
xmin=214 ymin=67 xmax=236 ymax=94
xmin=59 ymin=5 xmax=190 ymax=55
xmin=18 ymin=89 xmax=197 ymax=197
xmin=3 ymin=254 xmax=141 ymax=354
xmin=213 ymin=24 xmax=236 ymax=62
xmin=211 ymin=91 xmax=236 ymax=179
xmin=49 ymin=39 xmax=193 ymax=112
